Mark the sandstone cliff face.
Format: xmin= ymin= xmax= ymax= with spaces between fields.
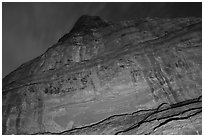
xmin=2 ymin=15 xmax=202 ymax=135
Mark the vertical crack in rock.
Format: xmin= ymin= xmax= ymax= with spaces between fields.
xmin=2 ymin=15 xmax=202 ymax=135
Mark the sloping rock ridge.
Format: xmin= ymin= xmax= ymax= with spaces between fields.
xmin=2 ymin=15 xmax=202 ymax=135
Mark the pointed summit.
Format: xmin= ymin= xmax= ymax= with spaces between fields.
xmin=70 ymin=15 xmax=110 ymax=33
xmin=58 ymin=15 xmax=110 ymax=42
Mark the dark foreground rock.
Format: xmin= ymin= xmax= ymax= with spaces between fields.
xmin=2 ymin=15 xmax=202 ymax=135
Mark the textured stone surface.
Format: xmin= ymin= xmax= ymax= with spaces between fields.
xmin=2 ymin=15 xmax=202 ymax=135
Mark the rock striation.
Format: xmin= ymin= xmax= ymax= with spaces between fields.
xmin=2 ymin=15 xmax=202 ymax=135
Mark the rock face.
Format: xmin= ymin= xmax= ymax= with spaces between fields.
xmin=2 ymin=15 xmax=202 ymax=135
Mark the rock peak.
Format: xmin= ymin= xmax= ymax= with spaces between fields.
xmin=58 ymin=15 xmax=110 ymax=42
xmin=70 ymin=15 xmax=110 ymax=33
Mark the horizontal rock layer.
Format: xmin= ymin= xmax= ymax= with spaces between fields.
xmin=2 ymin=15 xmax=202 ymax=135
xmin=38 ymin=96 xmax=202 ymax=135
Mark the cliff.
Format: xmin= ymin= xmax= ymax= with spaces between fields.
xmin=2 ymin=15 xmax=202 ymax=135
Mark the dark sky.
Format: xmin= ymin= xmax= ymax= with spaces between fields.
xmin=2 ymin=2 xmax=202 ymax=78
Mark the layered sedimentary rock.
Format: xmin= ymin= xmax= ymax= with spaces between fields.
xmin=2 ymin=15 xmax=202 ymax=135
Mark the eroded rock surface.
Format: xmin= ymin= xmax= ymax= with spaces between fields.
xmin=2 ymin=15 xmax=202 ymax=135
